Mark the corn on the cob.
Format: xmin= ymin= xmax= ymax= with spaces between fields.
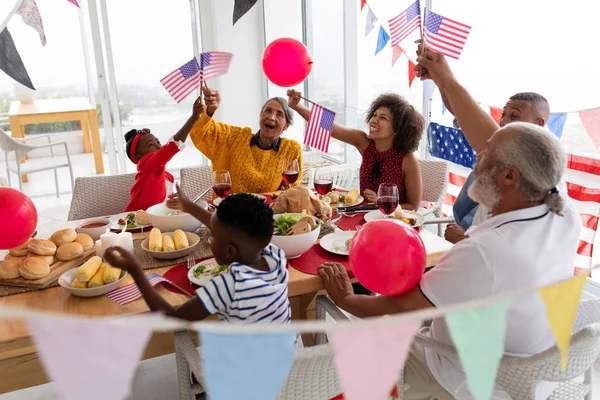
xmin=173 ymin=230 xmax=189 ymax=250
xmin=162 ymin=235 xmax=175 ymax=252
xmin=88 ymin=264 xmax=106 ymax=288
xmin=103 ymin=263 xmax=121 ymax=284
xmin=71 ymin=277 xmax=87 ymax=288
xmin=76 ymin=255 xmax=102 ymax=282
xmin=149 ymin=228 xmax=162 ymax=251
xmin=344 ymin=188 xmax=359 ymax=205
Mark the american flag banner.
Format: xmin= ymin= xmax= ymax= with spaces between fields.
xmin=428 ymin=123 xmax=476 ymax=169
xmin=106 ymin=273 xmax=173 ymax=305
xmin=423 ymin=9 xmax=471 ymax=60
xmin=304 ymin=104 xmax=336 ymax=152
xmin=160 ymin=58 xmax=202 ymax=103
xmin=199 ymin=51 xmax=234 ymax=81
xmin=388 ymin=0 xmax=421 ymax=46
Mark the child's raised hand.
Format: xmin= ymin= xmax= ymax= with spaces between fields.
xmin=166 ymin=193 xmax=182 ymax=210
xmin=192 ymin=95 xmax=204 ymax=118
xmin=104 ymin=246 xmax=142 ymax=274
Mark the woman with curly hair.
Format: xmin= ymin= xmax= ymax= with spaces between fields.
xmin=287 ymin=91 xmax=423 ymax=210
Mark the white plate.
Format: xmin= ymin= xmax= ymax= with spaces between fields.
xmin=364 ymin=209 xmax=425 ymax=227
xmin=335 ymin=194 xmax=364 ymax=208
xmin=188 ymin=258 xmax=229 ymax=286
xmin=109 ymin=212 xmax=152 ymax=232
xmin=319 ymin=231 xmax=357 ymax=256
xmin=58 ymin=268 xmax=128 ymax=298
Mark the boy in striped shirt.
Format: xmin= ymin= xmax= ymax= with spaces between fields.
xmin=104 ymin=192 xmax=290 ymax=324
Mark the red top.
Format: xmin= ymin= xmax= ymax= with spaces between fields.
xmin=124 ymin=142 xmax=179 ymax=212
xmin=359 ymin=141 xmax=406 ymax=203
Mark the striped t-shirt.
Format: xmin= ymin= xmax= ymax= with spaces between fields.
xmin=195 ymin=244 xmax=291 ymax=324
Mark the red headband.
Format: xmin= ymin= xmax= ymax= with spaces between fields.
xmin=129 ymin=128 xmax=150 ymax=163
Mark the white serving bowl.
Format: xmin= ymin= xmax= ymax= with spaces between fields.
xmin=75 ymin=218 xmax=111 ymax=241
xmin=270 ymin=213 xmax=321 ymax=259
xmin=58 ymin=268 xmax=127 ymax=298
xmin=140 ymin=231 xmax=200 ymax=260
xmin=146 ymin=202 xmax=207 ymax=233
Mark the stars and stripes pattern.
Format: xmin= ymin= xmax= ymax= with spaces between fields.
xmin=106 ymin=273 xmax=172 ymax=305
xmin=304 ymin=104 xmax=336 ymax=152
xmin=160 ymin=58 xmax=202 ymax=103
xmin=388 ymin=0 xmax=421 ymax=46
xmin=199 ymin=51 xmax=234 ymax=81
xmin=423 ymin=9 xmax=471 ymax=60
xmin=428 ymin=123 xmax=477 ymax=169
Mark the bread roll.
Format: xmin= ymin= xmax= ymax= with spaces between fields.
xmin=26 ymin=253 xmax=55 ymax=266
xmin=74 ymin=233 xmax=94 ymax=251
xmin=56 ymin=242 xmax=84 ymax=261
xmin=50 ymin=228 xmax=77 ymax=246
xmin=4 ymin=254 xmax=26 ymax=263
xmin=28 ymin=239 xmax=57 ymax=256
xmin=9 ymin=239 xmax=31 ymax=257
xmin=136 ymin=210 xmax=150 ymax=225
xmin=0 ymin=258 xmax=22 ymax=280
xmin=20 ymin=257 xmax=50 ymax=280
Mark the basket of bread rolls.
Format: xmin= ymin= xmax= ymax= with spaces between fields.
xmin=140 ymin=228 xmax=200 ymax=260
xmin=58 ymin=255 xmax=127 ymax=297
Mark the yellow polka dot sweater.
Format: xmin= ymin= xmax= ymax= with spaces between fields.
xmin=190 ymin=110 xmax=303 ymax=194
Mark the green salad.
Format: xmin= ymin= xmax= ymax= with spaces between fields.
xmin=193 ymin=263 xmax=229 ymax=279
xmin=274 ymin=213 xmax=321 ymax=235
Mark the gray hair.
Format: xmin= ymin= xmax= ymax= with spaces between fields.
xmin=260 ymin=97 xmax=294 ymax=125
xmin=493 ymin=122 xmax=566 ymax=215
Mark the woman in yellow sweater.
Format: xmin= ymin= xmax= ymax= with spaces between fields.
xmin=189 ymin=86 xmax=302 ymax=194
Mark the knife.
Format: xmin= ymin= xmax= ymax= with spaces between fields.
xmin=336 ymin=203 xmax=378 ymax=213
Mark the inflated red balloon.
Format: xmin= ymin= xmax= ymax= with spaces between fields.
xmin=349 ymin=219 xmax=426 ymax=295
xmin=262 ymin=38 xmax=313 ymax=87
xmin=0 ymin=187 xmax=37 ymax=250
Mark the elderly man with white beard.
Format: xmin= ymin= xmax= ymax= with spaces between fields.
xmin=319 ymin=122 xmax=581 ymax=399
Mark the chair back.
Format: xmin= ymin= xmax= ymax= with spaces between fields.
xmin=0 ymin=128 xmax=31 ymax=161
xmin=312 ymin=164 xmax=356 ymax=190
xmin=68 ymin=173 xmax=137 ymax=220
xmin=180 ymin=166 xmax=213 ymax=201
xmin=419 ymin=158 xmax=448 ymax=204
xmin=302 ymin=150 xmax=322 ymax=165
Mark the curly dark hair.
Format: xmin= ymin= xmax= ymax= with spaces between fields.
xmin=216 ymin=193 xmax=274 ymax=242
xmin=365 ymin=93 xmax=424 ymax=153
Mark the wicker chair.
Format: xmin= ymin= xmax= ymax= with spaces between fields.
xmin=417 ymin=159 xmax=450 ymax=236
xmin=316 ymin=295 xmax=600 ymax=400
xmin=67 ymin=173 xmax=136 ymax=220
xmin=309 ymin=163 xmax=356 ymax=190
xmin=179 ymin=166 xmax=213 ymax=202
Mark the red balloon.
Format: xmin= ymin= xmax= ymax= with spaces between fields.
xmin=262 ymin=38 xmax=313 ymax=87
xmin=0 ymin=188 xmax=37 ymax=250
xmin=349 ymin=219 xmax=426 ymax=295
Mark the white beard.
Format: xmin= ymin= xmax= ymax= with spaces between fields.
xmin=468 ymin=166 xmax=501 ymax=211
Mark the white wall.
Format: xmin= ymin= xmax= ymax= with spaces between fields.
xmin=198 ymin=0 xmax=267 ymax=130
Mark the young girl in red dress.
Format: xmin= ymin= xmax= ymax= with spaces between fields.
xmin=124 ymin=96 xmax=203 ymax=212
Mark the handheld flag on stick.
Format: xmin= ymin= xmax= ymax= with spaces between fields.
xmin=304 ymin=102 xmax=336 ymax=153
xmin=423 ymin=9 xmax=471 ymax=60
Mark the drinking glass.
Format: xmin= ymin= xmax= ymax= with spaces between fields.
xmin=377 ymin=183 xmax=399 ymax=216
xmin=281 ymin=159 xmax=300 ymax=187
xmin=212 ymin=170 xmax=232 ymax=198
xmin=313 ymin=167 xmax=334 ymax=198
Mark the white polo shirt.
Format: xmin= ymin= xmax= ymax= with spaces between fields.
xmin=420 ymin=203 xmax=581 ymax=399
xmin=472 ymin=179 xmax=568 ymax=226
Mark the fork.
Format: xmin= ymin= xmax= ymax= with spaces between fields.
xmin=187 ymin=256 xmax=195 ymax=285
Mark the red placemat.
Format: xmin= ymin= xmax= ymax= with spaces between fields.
xmin=337 ymin=214 xmax=366 ymax=231
xmin=288 ymin=244 xmax=354 ymax=279
xmin=162 ymin=257 xmax=213 ymax=296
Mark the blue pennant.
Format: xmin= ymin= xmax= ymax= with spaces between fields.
xmin=375 ymin=26 xmax=390 ymax=55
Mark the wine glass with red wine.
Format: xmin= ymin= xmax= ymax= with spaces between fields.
xmin=313 ymin=167 xmax=334 ymax=198
xmin=377 ymin=183 xmax=399 ymax=216
xmin=212 ymin=170 xmax=232 ymax=198
xmin=281 ymin=159 xmax=300 ymax=188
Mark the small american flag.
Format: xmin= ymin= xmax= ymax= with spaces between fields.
xmin=106 ymin=273 xmax=173 ymax=305
xmin=304 ymin=104 xmax=335 ymax=152
xmin=423 ymin=9 xmax=471 ymax=60
xmin=199 ymin=51 xmax=234 ymax=81
xmin=160 ymin=58 xmax=202 ymax=103
xmin=388 ymin=0 xmax=421 ymax=46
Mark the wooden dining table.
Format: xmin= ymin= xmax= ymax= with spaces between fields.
xmin=0 ymin=217 xmax=453 ymax=394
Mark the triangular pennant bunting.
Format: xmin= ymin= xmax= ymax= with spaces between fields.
xmin=365 ymin=6 xmax=377 ymax=37
xmin=579 ymin=108 xmax=600 ymax=148
xmin=375 ymin=26 xmax=390 ymax=55
xmin=66 ymin=0 xmax=79 ymax=7
xmin=200 ymin=332 xmax=296 ymax=399
xmin=330 ymin=320 xmax=420 ymax=400
xmin=538 ymin=274 xmax=587 ymax=369
xmin=233 ymin=0 xmax=258 ymax=25
xmin=423 ymin=79 xmax=436 ymax=102
xmin=547 ymin=113 xmax=568 ymax=139
xmin=391 ymin=45 xmax=404 ymax=67
xmin=408 ymin=60 xmax=416 ymax=88
xmin=0 ymin=28 xmax=35 ymax=90
xmin=361 ymin=0 xmax=367 ymax=10
xmin=17 ymin=0 xmax=46 ymax=46
xmin=445 ymin=300 xmax=511 ymax=400
xmin=29 ymin=316 xmax=153 ymax=400
xmin=490 ymin=107 xmax=503 ymax=125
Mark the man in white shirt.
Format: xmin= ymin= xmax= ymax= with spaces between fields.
xmin=319 ymin=121 xmax=581 ymax=399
